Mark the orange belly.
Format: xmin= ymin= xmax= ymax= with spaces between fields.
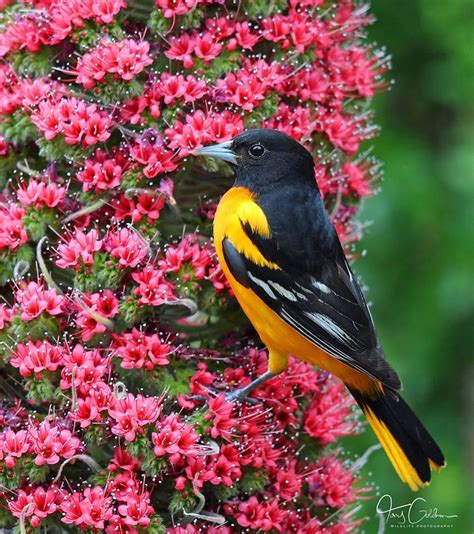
xmin=213 ymin=187 xmax=375 ymax=393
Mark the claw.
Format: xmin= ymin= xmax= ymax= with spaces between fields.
xmin=225 ymin=370 xmax=276 ymax=404
xmin=225 ymin=388 xmax=260 ymax=405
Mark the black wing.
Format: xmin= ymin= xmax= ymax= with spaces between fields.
xmin=223 ymin=231 xmax=401 ymax=390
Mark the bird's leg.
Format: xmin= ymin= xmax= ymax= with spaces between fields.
xmin=225 ymin=370 xmax=276 ymax=402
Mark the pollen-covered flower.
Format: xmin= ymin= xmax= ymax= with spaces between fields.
xmin=152 ymin=413 xmax=199 ymax=464
xmin=104 ymin=227 xmax=148 ymax=268
xmin=14 ymin=281 xmax=65 ymax=321
xmin=56 ymin=228 xmax=103 ymax=269
xmin=74 ymin=38 xmax=153 ymax=88
xmin=109 ymin=393 xmax=162 ymax=441
xmin=9 ymin=340 xmax=64 ymax=378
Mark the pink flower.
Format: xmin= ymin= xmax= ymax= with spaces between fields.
xmin=343 ymin=161 xmax=374 ymax=197
xmin=60 ymin=492 xmax=85 ymax=527
xmin=71 ymin=396 xmax=100 ymax=428
xmin=165 ymin=33 xmax=195 ymax=68
xmin=70 ymin=381 xmax=112 ymax=428
xmin=40 ymin=182 xmax=67 ymax=207
xmin=235 ymin=496 xmax=266 ymax=529
xmin=260 ymin=499 xmax=285 ymax=532
xmin=0 ymin=205 xmax=28 ymax=251
xmin=60 ymin=345 xmax=110 ymax=395
xmin=1 ymin=429 xmax=31 ymax=467
xmin=132 ymin=265 xmax=176 ymax=306
xmin=31 ymin=97 xmax=112 ymax=147
xmin=194 ymin=32 xmax=222 ymax=63
xmin=108 ymin=447 xmax=141 ymax=472
xmin=273 ymin=461 xmax=302 ymax=501
xmin=159 ymin=233 xmax=216 ymax=280
xmin=308 ymin=455 xmax=356 ymax=508
xmin=80 ymin=486 xmax=113 ymax=530
xmin=289 ymin=11 xmax=316 ymax=52
xmin=104 ymin=227 xmax=147 ymax=268
xmin=181 ymin=456 xmax=214 ymax=489
xmin=304 ymin=381 xmax=357 ymax=444
xmin=204 ymin=394 xmax=236 ymax=440
xmin=56 ymin=228 xmax=103 ymax=268
xmin=9 ymin=340 xmax=64 ymax=378
xmin=112 ymin=328 xmax=171 ymax=370
xmin=152 ymin=413 xmax=198 ymax=464
xmin=10 ymin=486 xmax=61 ymax=529
xmin=29 ymin=420 xmax=80 ymax=466
xmin=216 ymin=61 xmax=281 ymax=112
xmin=109 ymin=393 xmax=162 ymax=441
xmin=74 ymin=38 xmax=152 ymax=87
xmin=0 ymin=304 xmax=13 ymax=329
xmin=15 ymin=281 xmax=65 ymax=321
xmin=77 ymin=150 xmax=124 ymax=191
xmin=83 ymin=112 xmax=112 ymax=145
xmin=155 ymin=0 xmax=196 ymax=18
xmin=208 ymin=448 xmax=242 ymax=486
xmin=92 ymin=0 xmax=126 ymax=23
xmin=129 ymin=132 xmax=178 ymax=177
xmin=75 ymin=290 xmax=118 ymax=341
xmin=15 ymin=179 xmax=43 ymax=206
xmin=228 ymin=22 xmax=260 ymax=50
xmin=117 ymin=493 xmax=154 ymax=527
xmin=114 ymin=39 xmax=153 ymax=81
xmin=261 ymin=15 xmax=291 ymax=44
xmin=320 ymin=111 xmax=364 ymax=154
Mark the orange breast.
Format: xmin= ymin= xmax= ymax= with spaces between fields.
xmin=213 ymin=187 xmax=374 ymax=392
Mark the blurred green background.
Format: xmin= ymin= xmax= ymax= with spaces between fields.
xmin=346 ymin=0 xmax=473 ymax=531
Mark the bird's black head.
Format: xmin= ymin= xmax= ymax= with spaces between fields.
xmin=192 ymin=129 xmax=316 ymax=194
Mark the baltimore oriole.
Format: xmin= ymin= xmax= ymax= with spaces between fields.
xmin=192 ymin=128 xmax=445 ymax=491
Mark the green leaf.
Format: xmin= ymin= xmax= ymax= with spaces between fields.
xmin=180 ymin=7 xmax=204 ymax=30
xmin=25 ymin=374 xmax=57 ymax=403
xmin=0 ymin=245 xmax=34 ymax=287
xmin=146 ymin=516 xmax=167 ymax=534
xmin=148 ymin=10 xmax=171 ymax=34
xmin=239 ymin=467 xmax=270 ymax=495
xmin=10 ymin=47 xmax=56 ymax=77
xmin=141 ymin=452 xmax=169 ymax=477
xmin=36 ymin=136 xmax=94 ymax=163
xmin=159 ymin=362 xmax=195 ymax=397
xmin=23 ymin=206 xmax=58 ymax=241
xmin=10 ymin=313 xmax=61 ymax=341
xmin=1 ymin=112 xmax=37 ymax=145
xmin=213 ymin=482 xmax=239 ymax=501
xmin=169 ymin=489 xmax=198 ymax=518
xmin=26 ymin=463 xmax=49 ymax=484
xmin=119 ymin=294 xmax=147 ymax=327
xmin=126 ymin=433 xmax=151 ymax=457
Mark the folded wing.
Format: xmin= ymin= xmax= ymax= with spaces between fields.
xmin=222 ymin=233 xmax=401 ymax=391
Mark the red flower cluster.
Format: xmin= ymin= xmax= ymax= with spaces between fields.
xmin=0 ymin=419 xmax=80 ymax=468
xmin=0 ymin=0 xmax=388 ymax=530
xmin=31 ymin=97 xmax=112 ymax=146
xmin=74 ymin=38 xmax=153 ymax=88
xmin=0 ymin=204 xmax=27 ymax=250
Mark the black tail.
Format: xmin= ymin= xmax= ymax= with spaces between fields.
xmin=348 ymin=386 xmax=445 ymax=491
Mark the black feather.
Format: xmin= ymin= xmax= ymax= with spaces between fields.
xmin=222 ymin=238 xmax=250 ymax=288
xmin=349 ymin=387 xmax=445 ymax=483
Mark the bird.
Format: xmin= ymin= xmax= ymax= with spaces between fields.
xmin=191 ymin=128 xmax=445 ymax=491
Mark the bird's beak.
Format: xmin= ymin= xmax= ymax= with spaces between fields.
xmin=190 ymin=140 xmax=238 ymax=165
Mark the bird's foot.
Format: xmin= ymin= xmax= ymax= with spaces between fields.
xmin=188 ymin=371 xmax=276 ymax=405
xmin=224 ymin=388 xmax=260 ymax=405
xmin=188 ymin=391 xmax=259 ymax=405
xmin=225 ymin=371 xmax=276 ymax=404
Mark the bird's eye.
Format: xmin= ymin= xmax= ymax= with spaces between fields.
xmin=248 ymin=144 xmax=265 ymax=158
